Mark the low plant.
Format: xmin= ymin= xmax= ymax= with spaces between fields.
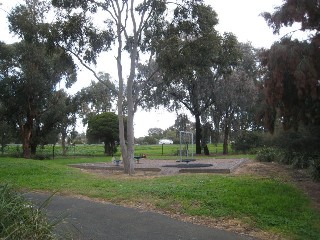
xmin=256 ymin=147 xmax=281 ymax=162
xmin=0 ymin=184 xmax=57 ymax=240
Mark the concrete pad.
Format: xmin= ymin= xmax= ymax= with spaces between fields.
xmin=68 ymin=158 xmax=248 ymax=175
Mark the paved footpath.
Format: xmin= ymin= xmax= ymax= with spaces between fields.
xmin=25 ymin=192 xmax=256 ymax=240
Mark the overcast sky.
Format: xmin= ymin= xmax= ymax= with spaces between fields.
xmin=0 ymin=0 xmax=288 ymax=137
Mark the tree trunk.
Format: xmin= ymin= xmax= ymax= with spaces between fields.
xmin=61 ymin=127 xmax=67 ymax=156
xmin=30 ymin=142 xmax=37 ymax=155
xmin=21 ymin=121 xmax=33 ymax=158
xmin=104 ymin=142 xmax=108 ymax=154
xmin=223 ymin=111 xmax=234 ymax=155
xmin=195 ymin=114 xmax=202 ymax=154
xmin=123 ymin=31 xmax=138 ymax=175
xmin=223 ymin=123 xmax=229 ymax=155
xmin=115 ymin=9 xmax=135 ymax=175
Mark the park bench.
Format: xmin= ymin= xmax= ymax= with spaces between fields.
xmin=112 ymin=157 xmax=122 ymax=166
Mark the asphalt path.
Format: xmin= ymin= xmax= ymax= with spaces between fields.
xmin=25 ymin=192 xmax=256 ymax=240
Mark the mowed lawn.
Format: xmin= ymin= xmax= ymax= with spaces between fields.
xmin=0 ymin=156 xmax=319 ymax=240
xmin=1 ymin=143 xmax=237 ymax=158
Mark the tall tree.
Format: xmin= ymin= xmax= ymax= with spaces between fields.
xmin=0 ymin=1 xmax=77 ymax=158
xmin=52 ymin=0 xmax=193 ymax=174
xmin=211 ymin=43 xmax=259 ymax=154
xmin=153 ymin=3 xmax=240 ymax=154
xmin=261 ymin=0 xmax=320 ymax=132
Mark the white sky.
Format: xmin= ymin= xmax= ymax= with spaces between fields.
xmin=0 ymin=0 xmax=291 ymax=137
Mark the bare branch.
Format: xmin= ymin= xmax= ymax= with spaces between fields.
xmin=62 ymin=45 xmax=118 ymax=95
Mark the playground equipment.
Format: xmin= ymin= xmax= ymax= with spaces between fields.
xmin=178 ymin=131 xmax=195 ymax=163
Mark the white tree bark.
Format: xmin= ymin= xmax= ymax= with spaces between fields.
xmin=112 ymin=0 xmax=151 ymax=174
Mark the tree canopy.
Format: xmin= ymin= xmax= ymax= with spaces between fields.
xmin=0 ymin=0 xmax=79 ymax=158
xmin=211 ymin=43 xmax=259 ymax=154
xmin=261 ymin=0 xmax=320 ymax=132
xmin=0 ymin=41 xmax=76 ymax=157
xmin=86 ymin=112 xmax=119 ymax=155
xmin=151 ymin=3 xmax=241 ymax=154
xmin=75 ymin=72 xmax=117 ymax=125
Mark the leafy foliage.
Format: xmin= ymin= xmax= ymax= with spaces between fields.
xmin=261 ymin=0 xmax=320 ymax=132
xmin=86 ymin=112 xmax=119 ymax=155
xmin=257 ymin=126 xmax=320 ymax=180
xmin=256 ymin=147 xmax=281 ymax=163
xmin=262 ymin=0 xmax=320 ymax=34
xmin=152 ymin=2 xmax=241 ymax=154
xmin=0 ymin=1 xmax=78 ymax=158
xmin=75 ymin=73 xmax=117 ymax=125
xmin=260 ymin=0 xmax=320 ymax=179
xmin=232 ymin=131 xmax=263 ymax=154
xmin=261 ymin=38 xmax=320 ymax=131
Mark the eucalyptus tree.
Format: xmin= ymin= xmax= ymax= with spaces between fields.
xmin=52 ymin=0 xmax=203 ymax=174
xmin=0 ymin=1 xmax=77 ymax=158
xmin=148 ymin=128 xmax=164 ymax=138
xmin=174 ymin=114 xmax=193 ymax=133
xmin=29 ymin=90 xmax=77 ymax=155
xmin=210 ymin=43 xmax=259 ymax=154
xmin=150 ymin=3 xmax=241 ymax=154
xmin=47 ymin=90 xmax=78 ymax=155
xmin=76 ymin=72 xmax=117 ymax=125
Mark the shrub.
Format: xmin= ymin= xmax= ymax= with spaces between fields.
xmin=256 ymin=147 xmax=281 ymax=162
xmin=232 ymin=131 xmax=263 ymax=154
xmin=262 ymin=126 xmax=320 ymax=181
xmin=0 ymin=184 xmax=56 ymax=240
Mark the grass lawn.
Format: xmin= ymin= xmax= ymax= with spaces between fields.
xmin=0 ymin=157 xmax=319 ymax=240
xmin=2 ymin=143 xmax=243 ymax=158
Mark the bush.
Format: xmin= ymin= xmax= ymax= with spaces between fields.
xmin=232 ymin=131 xmax=263 ymax=154
xmin=0 ymin=184 xmax=56 ymax=240
xmin=256 ymin=147 xmax=281 ymax=162
xmin=278 ymin=151 xmax=317 ymax=170
xmin=261 ymin=126 xmax=320 ymax=181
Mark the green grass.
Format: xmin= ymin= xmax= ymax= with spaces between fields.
xmin=0 ymin=157 xmax=319 ymax=239
xmin=1 ymin=143 xmax=236 ymax=158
